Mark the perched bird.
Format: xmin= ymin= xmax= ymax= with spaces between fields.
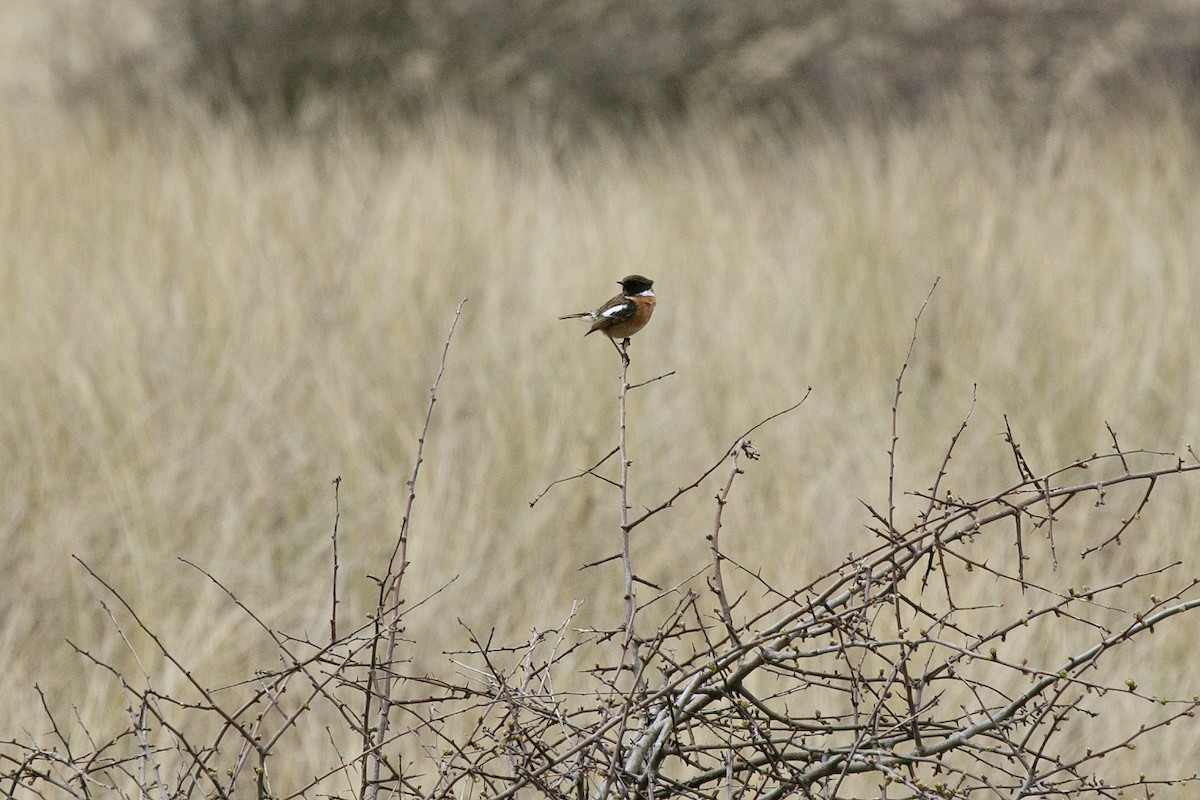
xmin=558 ymin=275 xmax=657 ymax=342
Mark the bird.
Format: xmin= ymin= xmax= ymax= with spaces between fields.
xmin=558 ymin=275 xmax=657 ymax=344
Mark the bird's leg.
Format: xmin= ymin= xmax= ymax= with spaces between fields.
xmin=619 ymin=338 xmax=631 ymax=367
xmin=607 ymin=335 xmax=625 ymax=362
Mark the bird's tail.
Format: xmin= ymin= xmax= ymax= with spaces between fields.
xmin=558 ymin=312 xmax=591 ymax=320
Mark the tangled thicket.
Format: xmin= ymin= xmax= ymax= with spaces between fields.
xmin=4 ymin=293 xmax=1200 ymax=799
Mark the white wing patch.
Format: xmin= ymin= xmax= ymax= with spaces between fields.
xmin=601 ymin=301 xmax=633 ymax=318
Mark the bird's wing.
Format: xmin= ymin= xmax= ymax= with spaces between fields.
xmin=587 ymin=294 xmax=636 ymax=332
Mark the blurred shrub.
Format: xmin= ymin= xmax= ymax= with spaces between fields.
xmin=55 ymin=0 xmax=1200 ymax=127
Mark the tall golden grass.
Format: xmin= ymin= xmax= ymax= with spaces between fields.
xmin=2 ymin=90 xmax=1200 ymax=789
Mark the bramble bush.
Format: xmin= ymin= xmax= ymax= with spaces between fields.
xmin=5 ymin=287 xmax=1200 ymax=799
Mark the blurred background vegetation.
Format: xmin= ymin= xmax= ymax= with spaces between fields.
xmin=26 ymin=0 xmax=1200 ymax=131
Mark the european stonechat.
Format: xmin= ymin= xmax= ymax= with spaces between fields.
xmin=559 ymin=275 xmax=657 ymax=342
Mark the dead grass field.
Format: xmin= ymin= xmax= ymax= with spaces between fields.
xmin=3 ymin=10 xmax=1200 ymax=793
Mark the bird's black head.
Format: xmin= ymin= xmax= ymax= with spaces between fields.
xmin=620 ymin=275 xmax=654 ymax=295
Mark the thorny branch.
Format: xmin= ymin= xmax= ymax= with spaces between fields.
xmin=6 ymin=291 xmax=1200 ymax=800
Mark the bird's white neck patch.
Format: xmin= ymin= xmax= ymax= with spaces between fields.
xmin=631 ymin=288 xmax=654 ymax=297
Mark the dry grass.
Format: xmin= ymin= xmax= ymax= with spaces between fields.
xmin=2 ymin=84 xmax=1200 ymax=791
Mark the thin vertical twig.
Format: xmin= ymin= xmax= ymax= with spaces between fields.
xmin=618 ymin=339 xmax=639 ymax=676
xmin=885 ymin=278 xmax=939 ymax=779
xmin=710 ymin=440 xmax=757 ymax=642
xmin=330 ymin=476 xmax=342 ymax=644
xmin=363 ymin=298 xmax=467 ymax=800
xmin=888 ymin=277 xmax=939 ymax=543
